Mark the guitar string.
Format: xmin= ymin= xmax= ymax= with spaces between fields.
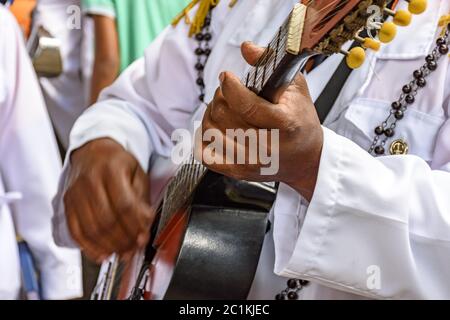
xmin=249 ymin=0 xmax=361 ymax=89
xmin=248 ymin=0 xmax=352 ymax=73
xmin=251 ymin=0 xmax=374 ymax=86
xmin=251 ymin=2 xmax=378 ymax=92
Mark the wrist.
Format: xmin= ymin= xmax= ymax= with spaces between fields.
xmin=284 ymin=127 xmax=323 ymax=202
xmin=70 ymin=138 xmax=126 ymax=167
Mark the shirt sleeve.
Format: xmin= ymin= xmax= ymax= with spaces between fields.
xmin=82 ymin=0 xmax=116 ymax=18
xmin=0 ymin=9 xmax=82 ymax=300
xmin=273 ymin=64 xmax=450 ymax=298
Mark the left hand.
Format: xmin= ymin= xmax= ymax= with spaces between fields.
xmin=195 ymin=42 xmax=324 ymax=201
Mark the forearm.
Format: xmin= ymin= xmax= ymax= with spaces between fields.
xmin=89 ymin=57 xmax=120 ymax=105
xmin=89 ymin=14 xmax=120 ymax=105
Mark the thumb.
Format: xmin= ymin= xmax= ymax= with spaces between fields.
xmin=220 ymin=71 xmax=285 ymax=128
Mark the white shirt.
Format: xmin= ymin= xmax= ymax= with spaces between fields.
xmin=0 ymin=7 xmax=82 ymax=300
xmin=53 ymin=0 xmax=450 ymax=299
xmin=33 ymin=0 xmax=93 ymax=149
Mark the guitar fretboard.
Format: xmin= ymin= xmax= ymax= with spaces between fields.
xmin=243 ymin=18 xmax=291 ymax=93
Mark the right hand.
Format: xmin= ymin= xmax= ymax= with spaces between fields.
xmin=64 ymin=138 xmax=155 ymax=263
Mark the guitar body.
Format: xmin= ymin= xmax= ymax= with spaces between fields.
xmin=95 ymin=156 xmax=276 ymax=301
xmin=149 ymin=171 xmax=274 ymax=300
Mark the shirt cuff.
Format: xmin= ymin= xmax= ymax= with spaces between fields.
xmin=275 ymin=127 xmax=344 ymax=277
xmin=273 ymin=127 xmax=400 ymax=298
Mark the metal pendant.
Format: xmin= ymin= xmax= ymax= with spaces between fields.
xmin=390 ymin=139 xmax=409 ymax=155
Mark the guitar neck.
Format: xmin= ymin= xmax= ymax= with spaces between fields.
xmin=242 ymin=5 xmax=311 ymax=103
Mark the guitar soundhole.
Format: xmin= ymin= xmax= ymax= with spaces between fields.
xmin=312 ymin=0 xmax=349 ymax=33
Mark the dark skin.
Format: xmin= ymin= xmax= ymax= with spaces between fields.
xmin=89 ymin=15 xmax=121 ymax=105
xmin=197 ymin=42 xmax=323 ymax=200
xmin=66 ymin=138 xmax=153 ymax=262
xmin=64 ymin=42 xmax=323 ymax=263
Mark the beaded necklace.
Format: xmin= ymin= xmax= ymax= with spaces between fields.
xmin=172 ymin=0 xmax=238 ymax=102
xmin=194 ymin=10 xmax=213 ymax=102
xmin=370 ymin=23 xmax=450 ymax=156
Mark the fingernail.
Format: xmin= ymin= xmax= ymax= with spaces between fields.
xmin=219 ymin=72 xmax=225 ymax=84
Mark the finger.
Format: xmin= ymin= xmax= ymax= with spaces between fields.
xmin=131 ymin=165 xmax=154 ymax=247
xmin=105 ymin=169 xmax=154 ymax=243
xmin=131 ymin=164 xmax=150 ymax=203
xmin=67 ymin=209 xmax=107 ymax=263
xmin=219 ymin=71 xmax=286 ymax=128
xmin=202 ymin=139 xmax=263 ymax=182
xmin=206 ymin=101 xmax=250 ymax=134
xmin=84 ymin=180 xmax=139 ymax=253
xmin=193 ymin=126 xmax=204 ymax=163
xmin=199 ymin=122 xmax=227 ymax=167
xmin=70 ymin=186 xmax=129 ymax=254
xmin=208 ymin=88 xmax=228 ymax=125
xmin=241 ymin=41 xmax=267 ymax=66
xmin=278 ymin=72 xmax=313 ymax=106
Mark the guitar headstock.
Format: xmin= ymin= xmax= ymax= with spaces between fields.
xmin=245 ymin=0 xmax=428 ymax=102
xmin=286 ymin=0 xmax=428 ymax=68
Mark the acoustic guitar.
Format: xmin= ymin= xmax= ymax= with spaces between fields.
xmin=91 ymin=0 xmax=414 ymax=300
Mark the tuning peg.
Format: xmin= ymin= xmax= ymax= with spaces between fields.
xmin=384 ymin=8 xmax=412 ymax=26
xmin=354 ymin=35 xmax=381 ymax=51
xmin=406 ymin=0 xmax=427 ymax=15
xmin=378 ymin=21 xmax=397 ymax=43
xmin=341 ymin=47 xmax=366 ymax=69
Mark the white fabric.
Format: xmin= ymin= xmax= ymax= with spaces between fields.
xmin=53 ymin=0 xmax=450 ymax=299
xmin=33 ymin=0 xmax=93 ymax=149
xmin=0 ymin=8 xmax=82 ymax=300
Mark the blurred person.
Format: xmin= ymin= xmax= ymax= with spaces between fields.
xmin=31 ymin=0 xmax=94 ymax=151
xmin=31 ymin=1 xmax=96 ymax=298
xmin=82 ymin=0 xmax=190 ymax=104
xmin=0 ymin=6 xmax=82 ymax=299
